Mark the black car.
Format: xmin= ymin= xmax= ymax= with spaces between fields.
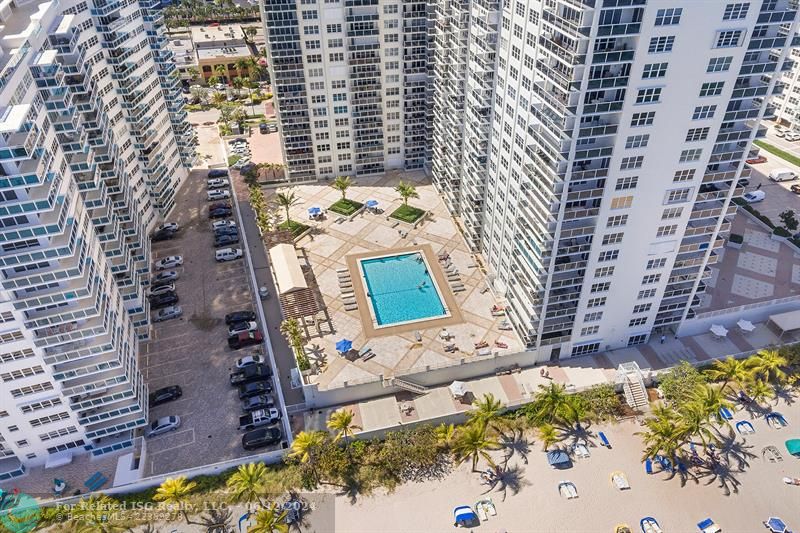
xmin=259 ymin=122 xmax=268 ymax=134
xmin=210 ymin=201 xmax=232 ymax=210
xmin=148 ymin=289 xmax=176 ymax=301
xmin=225 ymin=310 xmax=257 ymax=325
xmin=214 ymin=234 xmax=240 ymax=247
xmin=242 ymin=427 xmax=282 ymax=451
xmin=152 ymin=229 xmax=176 ymax=242
xmin=214 ymin=226 xmax=239 ymax=237
xmin=208 ymin=169 xmax=229 ymax=178
xmin=238 ymin=381 xmax=273 ymax=399
xmin=241 ymin=394 xmax=276 ymax=412
xmin=150 ymin=292 xmax=179 ymax=309
xmin=229 ymin=363 xmax=272 ymax=385
xmin=209 ymin=208 xmax=233 ymax=219
xmin=149 ymin=385 xmax=182 ymax=407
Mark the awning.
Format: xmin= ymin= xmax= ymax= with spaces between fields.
xmin=547 ymin=450 xmax=570 ymax=466
xmin=768 ymin=309 xmax=800 ymax=337
xmin=268 ymin=243 xmax=307 ymax=295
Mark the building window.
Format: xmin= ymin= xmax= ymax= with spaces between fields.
xmin=648 ymin=36 xmax=675 ymax=53
xmin=571 ymin=342 xmax=600 ymax=356
xmin=633 ymin=303 xmax=652 ymax=314
xmin=10 ymin=382 xmax=54 ymax=398
xmin=616 ymin=177 xmax=639 ymax=191
xmin=723 ymin=3 xmax=749 ymax=21
xmin=625 ymin=135 xmax=649 ymax=149
xmin=642 ymin=273 xmax=662 ymax=285
xmin=584 ymin=312 xmax=603 ymax=322
xmin=715 ymin=30 xmax=743 ymax=48
xmin=301 ymin=9 xmax=318 ymax=19
xmin=595 ymin=266 xmax=615 ymax=278
xmin=628 ymin=334 xmax=648 ymax=346
xmin=598 ymin=250 xmax=619 ymax=262
xmin=620 ymin=156 xmax=643 ymax=170
xmin=636 ymin=87 xmax=662 ymax=104
xmin=692 ymin=105 xmax=717 ymax=120
xmin=606 ymin=215 xmax=628 ymax=228
xmin=647 ymin=258 xmax=668 ymax=269
xmin=611 ymin=196 xmax=634 ymax=210
xmin=638 ymin=288 xmax=657 ymax=299
xmin=656 ymin=225 xmax=678 ymax=238
xmin=655 ymin=7 xmax=682 ymax=26
xmin=326 ymin=23 xmax=342 ymax=32
xmin=662 ymin=207 xmax=683 ymax=219
xmin=673 ymin=169 xmax=696 ymax=182
xmin=303 ymin=25 xmax=319 ymax=35
xmin=631 ymin=112 xmax=655 ymax=127
xmin=329 ymin=53 xmax=344 ymax=62
xmin=685 ymin=127 xmax=710 ymax=142
xmin=666 ymin=188 xmax=692 ymax=204
xmin=580 ymin=326 xmax=600 ymax=336
xmin=679 ymin=149 xmax=702 ymax=163
xmin=587 ymin=297 xmax=607 ymax=308
xmin=642 ymin=62 xmax=668 ymax=79
xmin=629 ymin=317 xmax=649 ymax=327
xmin=602 ymin=233 xmax=623 ymax=246
xmin=707 ymin=56 xmax=733 ymax=72
xmin=15 ymin=440 xmax=29 ymax=447
xmin=700 ymin=81 xmax=725 ymax=97
xmin=591 ymin=282 xmax=611 ymax=293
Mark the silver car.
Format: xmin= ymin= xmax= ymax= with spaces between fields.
xmin=153 ymin=270 xmax=179 ymax=283
xmin=148 ymin=283 xmax=175 ymax=297
xmin=154 ymin=256 xmax=183 ymax=270
xmin=145 ymin=415 xmax=181 ymax=437
xmin=207 ymin=190 xmax=231 ymax=201
xmin=153 ymin=305 xmax=182 ymax=323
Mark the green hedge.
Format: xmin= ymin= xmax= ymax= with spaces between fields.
xmin=390 ymin=204 xmax=425 ymax=224
xmin=329 ymin=198 xmax=364 ymax=216
xmin=754 ymin=140 xmax=800 ymax=167
xmin=774 ymin=226 xmax=791 ymax=237
xmin=733 ymin=198 xmax=775 ymax=228
xmin=278 ymin=220 xmax=310 ymax=237
xmin=227 ymin=155 xmax=241 ymax=166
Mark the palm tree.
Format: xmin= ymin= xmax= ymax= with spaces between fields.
xmin=211 ymin=91 xmax=226 ymax=107
xmin=528 ymin=382 xmax=570 ymax=425
xmin=676 ymin=402 xmax=717 ymax=448
xmin=69 ymin=495 xmax=125 ymax=532
xmin=451 ymin=423 xmax=500 ymax=471
xmin=705 ymin=357 xmax=749 ymax=393
xmin=434 ymin=423 xmax=457 ymax=449
xmin=467 ymin=393 xmax=505 ymax=434
xmin=214 ymin=64 xmax=228 ymax=84
xmin=153 ymin=476 xmax=197 ymax=523
xmin=561 ymin=394 xmax=590 ymax=430
xmin=691 ymin=383 xmax=733 ymax=425
xmin=236 ymin=57 xmax=250 ymax=78
xmin=275 ymin=190 xmax=299 ymax=226
xmin=748 ymin=349 xmax=788 ymax=384
xmin=394 ymin=180 xmax=419 ymax=206
xmin=746 ymin=377 xmax=775 ymax=408
xmin=280 ymin=318 xmax=304 ymax=360
xmin=637 ymin=407 xmax=681 ymax=462
xmin=249 ymin=507 xmax=289 ymax=533
xmin=327 ymin=409 xmax=361 ymax=442
xmin=226 ymin=462 xmax=268 ymax=510
xmin=288 ymin=430 xmax=327 ymax=464
xmin=331 ymin=175 xmax=352 ymax=200
xmin=537 ymin=423 xmax=559 ymax=451
xmin=186 ymin=66 xmax=200 ymax=83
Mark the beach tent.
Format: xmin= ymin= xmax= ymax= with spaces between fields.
xmin=547 ymin=450 xmax=571 ymax=468
xmin=453 ymin=506 xmax=479 ymax=528
xmin=786 ymin=439 xmax=800 ymax=457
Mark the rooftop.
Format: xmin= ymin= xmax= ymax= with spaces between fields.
xmin=190 ymin=24 xmax=245 ymax=46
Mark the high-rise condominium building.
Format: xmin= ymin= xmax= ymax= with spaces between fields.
xmin=443 ymin=0 xmax=798 ymax=359
xmin=0 ymin=0 xmax=192 ymax=477
xmin=260 ymin=0 xmax=430 ymax=183
xmin=772 ymin=31 xmax=800 ymax=130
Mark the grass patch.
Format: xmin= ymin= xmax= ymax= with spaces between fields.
xmin=390 ymin=204 xmax=425 ymax=224
xmin=278 ymin=220 xmax=310 ymax=237
xmin=328 ymin=198 xmax=364 ymax=216
xmin=754 ymin=140 xmax=800 ymax=167
xmin=227 ymin=154 xmax=241 ymax=166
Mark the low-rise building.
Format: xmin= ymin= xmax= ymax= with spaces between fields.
xmin=191 ymin=24 xmax=254 ymax=82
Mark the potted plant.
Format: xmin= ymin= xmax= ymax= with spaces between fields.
xmin=728 ymin=233 xmax=744 ymax=249
xmin=772 ymin=226 xmax=791 ymax=242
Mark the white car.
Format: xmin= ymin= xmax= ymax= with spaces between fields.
xmin=156 ymin=222 xmax=179 ymax=233
xmin=212 ymin=220 xmax=237 ymax=230
xmin=207 ymin=178 xmax=229 ymax=189
xmin=148 ymin=283 xmax=175 ymax=296
xmin=235 ymin=355 xmax=263 ymax=369
xmin=229 ymin=321 xmax=258 ymax=336
xmin=216 ymin=248 xmax=243 ymax=262
xmin=154 ymin=256 xmax=184 ymax=270
xmin=145 ymin=415 xmax=181 ymax=437
xmin=743 ymin=190 xmax=766 ymax=203
xmin=785 ymin=131 xmax=800 ymax=142
xmin=208 ymin=190 xmax=231 ymax=201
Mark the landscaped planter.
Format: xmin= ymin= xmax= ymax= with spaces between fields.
xmin=389 ymin=205 xmax=427 ymax=227
xmin=771 ymin=234 xmax=788 ymax=242
xmin=329 ymin=198 xmax=365 ymax=220
xmin=727 ymin=241 xmax=742 ymax=249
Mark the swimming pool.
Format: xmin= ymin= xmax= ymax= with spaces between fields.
xmin=358 ymin=252 xmax=448 ymax=327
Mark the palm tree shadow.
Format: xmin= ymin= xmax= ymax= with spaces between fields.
xmin=693 ymin=459 xmax=743 ymax=496
xmin=499 ymin=429 xmax=530 ymax=465
xmin=485 ymin=463 xmax=531 ymax=502
xmin=774 ymin=384 xmax=796 ymax=407
xmin=555 ymin=423 xmax=596 ymax=449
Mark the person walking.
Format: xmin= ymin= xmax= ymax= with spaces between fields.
xmin=660 ymin=334 xmax=666 ymax=344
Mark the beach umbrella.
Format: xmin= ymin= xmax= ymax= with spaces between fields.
xmin=308 ymin=206 xmax=321 ymax=215
xmin=448 ymin=380 xmax=467 ymax=398
xmin=736 ymin=319 xmax=755 ymax=332
xmin=765 ymin=517 xmax=788 ymax=533
xmin=366 ymin=199 xmax=379 ymax=208
xmin=709 ymin=324 xmax=728 ymax=337
xmin=335 ymin=339 xmax=352 ymax=352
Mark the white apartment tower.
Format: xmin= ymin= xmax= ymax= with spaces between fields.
xmin=772 ymin=30 xmax=800 ymax=129
xmin=431 ymin=0 xmax=799 ymax=359
xmin=260 ymin=0 xmax=430 ymax=183
xmin=0 ymin=0 xmax=192 ymax=478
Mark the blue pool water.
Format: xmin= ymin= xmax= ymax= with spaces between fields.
xmin=360 ymin=253 xmax=446 ymax=326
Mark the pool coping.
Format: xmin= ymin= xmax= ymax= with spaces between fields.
xmin=345 ymin=244 xmax=465 ymax=339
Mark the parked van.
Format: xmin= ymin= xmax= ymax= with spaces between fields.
xmin=215 ymin=248 xmax=243 ymax=262
xmin=769 ymin=168 xmax=797 ymax=182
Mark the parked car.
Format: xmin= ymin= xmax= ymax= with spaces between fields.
xmin=268 ymin=124 xmax=277 ymax=133
xmin=792 ymin=184 xmax=800 ymax=195
xmin=149 ymin=385 xmax=182 ymax=407
xmin=238 ymin=380 xmax=273 ymax=399
xmin=212 ymin=220 xmax=237 ymax=230
xmin=152 ymin=229 xmax=176 ymax=242
xmin=785 ymin=131 xmax=800 ymax=142
xmin=146 ymin=415 xmax=181 ymax=437
xmin=148 ymin=282 xmax=175 ymax=297
xmin=225 ymin=310 xmax=256 ymax=325
xmin=150 ymin=292 xmax=179 ymax=309
xmin=241 ymin=394 xmax=275 ymax=412
xmin=154 ymin=256 xmax=183 ymax=270
xmin=229 ymin=330 xmax=263 ymax=350
xmin=242 ymin=427 xmax=282 ymax=450
xmin=229 ymin=363 xmax=272 ymax=386
xmin=238 ymin=408 xmax=281 ymax=431
xmin=235 ymin=354 xmax=263 ymax=369
xmin=210 ymin=201 xmax=232 ymax=210
xmin=153 ymin=305 xmax=183 ymax=322
xmin=214 ymin=234 xmax=240 ymax=247
xmin=216 ymin=248 xmax=243 ymax=262
xmin=743 ymin=190 xmax=766 ymax=203
xmin=156 ymin=222 xmax=179 ymax=233
xmin=209 ymin=208 xmax=233 ymax=219
xmin=259 ymin=122 xmax=268 ymax=134
xmin=153 ymin=270 xmax=179 ymax=284
xmin=228 ymin=321 xmax=258 ymax=337
xmin=207 ymin=178 xmax=230 ymax=189
xmin=208 ymin=190 xmax=231 ymax=201
xmin=775 ymin=125 xmax=787 ymax=137
xmin=214 ymin=226 xmax=239 ymax=237
xmin=745 ymin=155 xmax=767 ymax=164
xmin=208 ymin=169 xmax=229 ymax=178
xmin=769 ymin=168 xmax=797 ymax=182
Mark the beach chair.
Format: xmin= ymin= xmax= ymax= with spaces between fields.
xmin=475 ymin=503 xmax=488 ymax=521
xmin=599 ymin=432 xmax=611 ymax=448
xmin=719 ymin=407 xmax=733 ymax=421
xmin=453 ymin=287 xmax=466 ymax=293
xmin=644 ymin=458 xmax=654 ymax=475
xmin=84 ymin=472 xmax=108 ymax=492
xmin=336 ymin=267 xmax=349 ymax=273
xmin=341 ymin=289 xmax=355 ymax=296
xmin=450 ymin=283 xmax=465 ymax=289
xmin=362 ymin=350 xmax=376 ymax=361
xmin=476 ymin=347 xmax=491 ymax=356
xmin=344 ymin=304 xmax=358 ymax=311
xmin=358 ymin=346 xmax=372 ymax=358
xmin=414 ymin=331 xmax=422 ymax=342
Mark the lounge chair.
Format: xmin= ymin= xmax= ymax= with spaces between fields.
xmin=336 ymin=267 xmax=349 ymax=273
xmin=453 ymin=286 xmax=466 ymax=293
xmin=358 ymin=346 xmax=372 ymax=357
xmin=558 ymin=481 xmax=578 ymax=499
xmin=599 ymin=432 xmax=611 ymax=448
xmin=439 ymin=329 xmax=452 ymax=340
xmin=476 ymin=347 xmax=491 ymax=356
xmin=573 ymin=440 xmax=590 ymax=458
xmin=344 ymin=304 xmax=358 ymax=311
xmin=414 ymin=331 xmax=422 ymax=342
xmin=697 ymin=518 xmax=721 ymax=533
xmin=362 ymin=351 xmax=376 ymax=361
xmin=450 ymin=283 xmax=465 ymax=289
xmin=611 ymin=471 xmax=629 ymax=490
xmin=84 ymin=472 xmax=108 ymax=492
xmin=339 ymin=282 xmax=353 ymax=288
xmin=341 ymin=288 xmax=355 ymax=295
xmin=640 ymin=517 xmax=662 ymax=533
xmin=644 ymin=458 xmax=654 ymax=474
xmin=735 ymin=420 xmax=755 ymax=434
xmin=719 ymin=407 xmax=733 ymax=420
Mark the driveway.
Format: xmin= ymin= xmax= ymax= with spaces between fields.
xmin=141 ymin=169 xmax=287 ymax=476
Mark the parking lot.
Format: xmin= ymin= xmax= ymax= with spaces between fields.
xmin=141 ymin=168 xmax=286 ymax=476
xmin=745 ymin=126 xmax=800 ymax=224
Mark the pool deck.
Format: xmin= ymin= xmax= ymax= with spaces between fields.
xmin=345 ymin=244 xmax=465 ymax=338
xmin=267 ymin=170 xmax=524 ymax=391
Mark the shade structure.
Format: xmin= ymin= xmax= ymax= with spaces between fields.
xmin=449 ymin=380 xmax=467 ymax=398
xmin=547 ymin=450 xmax=571 ymax=467
xmin=767 ymin=309 xmax=800 ymax=338
xmin=308 ymin=206 xmax=321 ymax=215
xmin=737 ymin=319 xmax=756 ymax=332
xmin=365 ymin=199 xmax=379 ymax=208
xmin=268 ymin=243 xmax=308 ymax=294
xmin=786 ymin=439 xmax=800 ymax=457
xmin=335 ymin=339 xmax=352 ymax=353
xmin=710 ymin=324 xmax=728 ymax=337
xmin=765 ymin=517 xmax=788 ymax=533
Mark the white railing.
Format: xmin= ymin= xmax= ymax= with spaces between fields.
xmin=693 ymin=294 xmax=800 ymax=319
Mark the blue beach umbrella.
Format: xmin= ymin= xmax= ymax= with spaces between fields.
xmin=336 ymin=339 xmax=352 ymax=352
xmin=308 ymin=206 xmax=321 ymax=215
xmin=365 ymin=199 xmax=379 ymax=208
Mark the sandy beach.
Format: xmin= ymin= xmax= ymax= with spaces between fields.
xmin=335 ymin=397 xmax=800 ymax=533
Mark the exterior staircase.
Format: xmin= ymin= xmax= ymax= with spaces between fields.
xmin=617 ymin=362 xmax=648 ymax=409
xmin=383 ymin=376 xmax=429 ymax=395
